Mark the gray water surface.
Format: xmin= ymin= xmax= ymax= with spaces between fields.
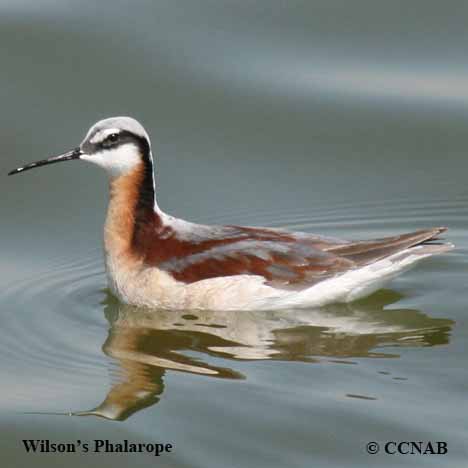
xmin=1 ymin=2 xmax=467 ymax=467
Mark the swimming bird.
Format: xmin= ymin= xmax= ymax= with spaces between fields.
xmin=8 ymin=117 xmax=453 ymax=311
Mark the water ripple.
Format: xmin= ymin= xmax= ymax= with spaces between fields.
xmin=0 ymin=249 xmax=107 ymax=381
xmin=204 ymin=196 xmax=468 ymax=236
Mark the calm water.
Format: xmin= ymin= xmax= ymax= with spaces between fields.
xmin=1 ymin=1 xmax=468 ymax=467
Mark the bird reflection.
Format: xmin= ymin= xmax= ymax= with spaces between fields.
xmin=76 ymin=290 xmax=452 ymax=420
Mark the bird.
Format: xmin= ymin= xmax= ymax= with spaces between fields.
xmin=8 ymin=117 xmax=453 ymax=311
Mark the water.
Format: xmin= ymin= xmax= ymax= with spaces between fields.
xmin=1 ymin=2 xmax=468 ymax=467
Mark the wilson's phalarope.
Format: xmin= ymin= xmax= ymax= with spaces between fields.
xmin=9 ymin=117 xmax=453 ymax=311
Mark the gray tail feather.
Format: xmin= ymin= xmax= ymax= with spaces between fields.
xmin=328 ymin=227 xmax=452 ymax=265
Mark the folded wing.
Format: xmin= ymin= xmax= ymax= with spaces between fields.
xmin=144 ymin=222 xmax=448 ymax=290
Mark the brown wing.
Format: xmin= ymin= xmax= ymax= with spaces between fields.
xmin=159 ymin=239 xmax=355 ymax=287
xmin=137 ymin=220 xmax=447 ymax=289
xmin=133 ymin=223 xmax=351 ymax=288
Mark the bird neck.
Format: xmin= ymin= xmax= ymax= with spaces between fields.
xmin=104 ymin=155 xmax=162 ymax=259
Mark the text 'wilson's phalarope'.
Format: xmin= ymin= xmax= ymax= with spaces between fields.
xmin=9 ymin=117 xmax=453 ymax=311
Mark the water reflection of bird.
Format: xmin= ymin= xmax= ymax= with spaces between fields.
xmin=75 ymin=291 xmax=452 ymax=420
xmin=9 ymin=117 xmax=453 ymax=311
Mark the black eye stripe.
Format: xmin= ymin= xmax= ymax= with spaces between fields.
xmin=93 ymin=130 xmax=150 ymax=155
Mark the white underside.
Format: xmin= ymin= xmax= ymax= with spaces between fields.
xmin=106 ymin=245 xmax=450 ymax=312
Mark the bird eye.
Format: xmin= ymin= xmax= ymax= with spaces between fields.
xmin=108 ymin=133 xmax=119 ymax=143
xmin=101 ymin=132 xmax=120 ymax=149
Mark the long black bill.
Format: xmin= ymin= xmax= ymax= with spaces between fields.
xmin=8 ymin=147 xmax=82 ymax=176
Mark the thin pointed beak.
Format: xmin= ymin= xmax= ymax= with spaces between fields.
xmin=8 ymin=147 xmax=82 ymax=176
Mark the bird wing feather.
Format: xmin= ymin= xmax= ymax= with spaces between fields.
xmin=147 ymin=223 xmax=447 ymax=289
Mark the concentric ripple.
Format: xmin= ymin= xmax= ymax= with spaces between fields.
xmin=0 ymin=249 xmax=110 ymax=410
